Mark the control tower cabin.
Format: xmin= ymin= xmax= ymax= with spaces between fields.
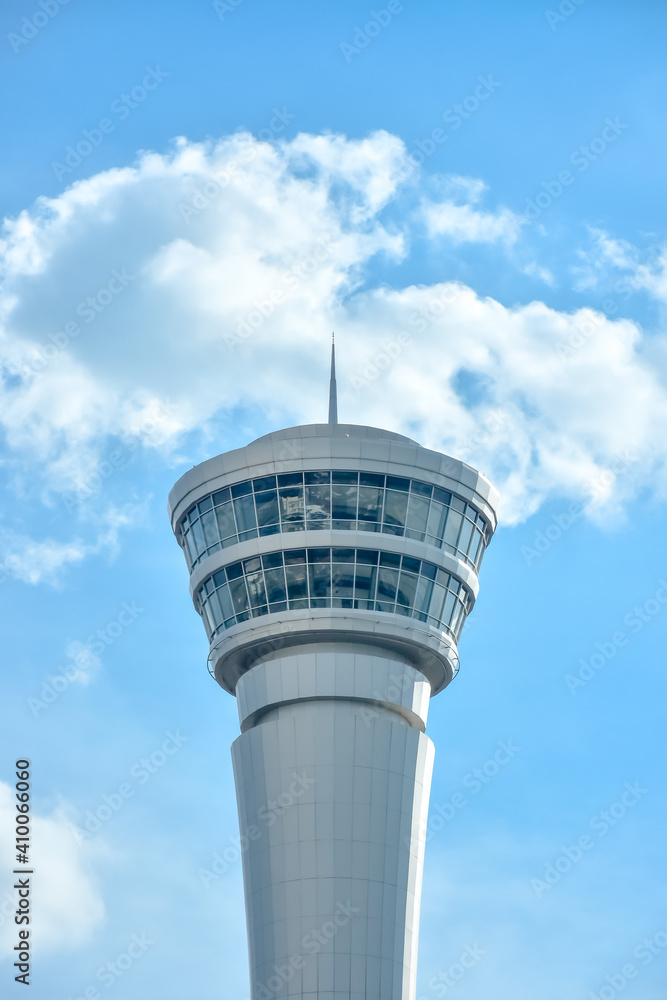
xmin=168 ymin=341 xmax=499 ymax=1000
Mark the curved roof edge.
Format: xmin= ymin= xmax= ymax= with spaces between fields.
xmin=251 ymin=423 xmax=419 ymax=446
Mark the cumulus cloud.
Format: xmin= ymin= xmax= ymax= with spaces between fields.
xmin=0 ymin=503 xmax=145 ymax=585
xmin=523 ymin=261 xmax=556 ymax=287
xmin=0 ymin=782 xmax=105 ymax=955
xmin=0 ymin=127 xmax=666 ymax=564
xmin=420 ymin=175 xmax=524 ymax=245
xmin=573 ymin=227 xmax=667 ymax=301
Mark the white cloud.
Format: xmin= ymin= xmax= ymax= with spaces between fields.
xmin=0 ymin=128 xmax=666 ymax=563
xmin=573 ymin=227 xmax=667 ymax=300
xmin=523 ymin=261 xmax=556 ymax=287
xmin=421 ymin=174 xmax=524 ymax=245
xmin=0 ymin=504 xmax=145 ymax=585
xmin=63 ymin=640 xmax=103 ymax=685
xmin=0 ymin=782 xmax=105 ymax=955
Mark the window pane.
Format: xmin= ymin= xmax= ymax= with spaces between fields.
xmin=305 ymin=484 xmax=330 ymax=521
xmin=410 ymin=480 xmax=432 ymax=498
xmin=255 ymin=490 xmax=279 ymax=528
xmin=305 ymin=471 xmax=330 ymax=485
xmin=203 ymin=599 xmax=218 ymax=635
xmin=253 ymin=475 xmax=276 ymax=492
xmin=264 ymin=568 xmax=287 ymax=603
xmin=308 ymin=547 xmax=330 ymax=562
xmin=451 ymin=600 xmax=466 ymax=638
xmin=184 ymin=529 xmax=198 ymax=565
xmin=225 ymin=561 xmax=243 ymax=580
xmin=234 ymin=494 xmax=257 ymax=534
xmin=377 ymin=567 xmax=399 ymax=603
xmin=262 ymin=552 xmax=283 ymax=569
xmin=405 ymin=495 xmax=429 ymax=535
xmin=441 ymin=591 xmax=456 ymax=626
xmin=354 ymin=563 xmax=376 ymax=608
xmin=386 ymin=475 xmax=409 ymax=492
xmin=231 ymin=480 xmax=252 ymax=499
xmin=414 ymin=577 xmax=434 ymax=615
xmin=229 ymin=577 xmax=250 ymax=615
xmin=191 ymin=519 xmax=206 ymax=555
xmin=332 ymin=563 xmax=354 ymax=600
xmin=332 ymin=484 xmax=358 ymax=519
xmin=458 ymin=517 xmax=474 ymax=556
xmin=219 ymin=585 xmax=234 ymax=622
xmin=358 ymin=485 xmax=383 ymax=523
xmin=426 ymin=500 xmax=447 ymax=542
xmin=443 ymin=510 xmax=463 ymax=548
xmin=206 ymin=590 xmax=223 ymax=627
xmin=200 ymin=509 xmax=219 ymax=548
xmin=285 ymin=564 xmax=308 ymax=600
xmin=309 ymin=562 xmax=331 ymax=598
xmin=279 ymin=485 xmax=304 ymax=523
xmin=360 ymin=472 xmax=384 ymax=487
xmin=284 ymin=549 xmax=306 ymax=564
xmin=332 ymin=547 xmax=355 ymax=562
xmin=246 ymin=571 xmax=267 ymax=608
xmin=216 ymin=502 xmax=237 ymax=542
xmin=383 ymin=490 xmax=409 ymax=529
xmin=332 ymin=471 xmax=358 ymax=485
xmin=396 ymin=571 xmax=418 ymax=609
xmin=428 ymin=583 xmax=446 ymax=621
xmin=469 ymin=529 xmax=483 ymax=567
xmin=379 ymin=551 xmax=401 ymax=567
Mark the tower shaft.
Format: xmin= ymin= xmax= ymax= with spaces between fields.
xmin=233 ymin=643 xmax=433 ymax=998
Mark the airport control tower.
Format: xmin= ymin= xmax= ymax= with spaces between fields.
xmin=168 ymin=341 xmax=499 ymax=1000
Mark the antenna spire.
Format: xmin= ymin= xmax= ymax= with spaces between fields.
xmin=328 ymin=332 xmax=338 ymax=425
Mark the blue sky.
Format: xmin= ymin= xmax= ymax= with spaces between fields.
xmin=1 ymin=1 xmax=666 ymax=998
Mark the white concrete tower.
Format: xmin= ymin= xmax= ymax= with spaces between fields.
xmin=168 ymin=354 xmax=499 ymax=1000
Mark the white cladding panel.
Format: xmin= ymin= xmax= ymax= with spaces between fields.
xmin=232 ymin=680 xmax=435 ymax=1000
xmin=236 ymin=644 xmax=432 ymax=733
